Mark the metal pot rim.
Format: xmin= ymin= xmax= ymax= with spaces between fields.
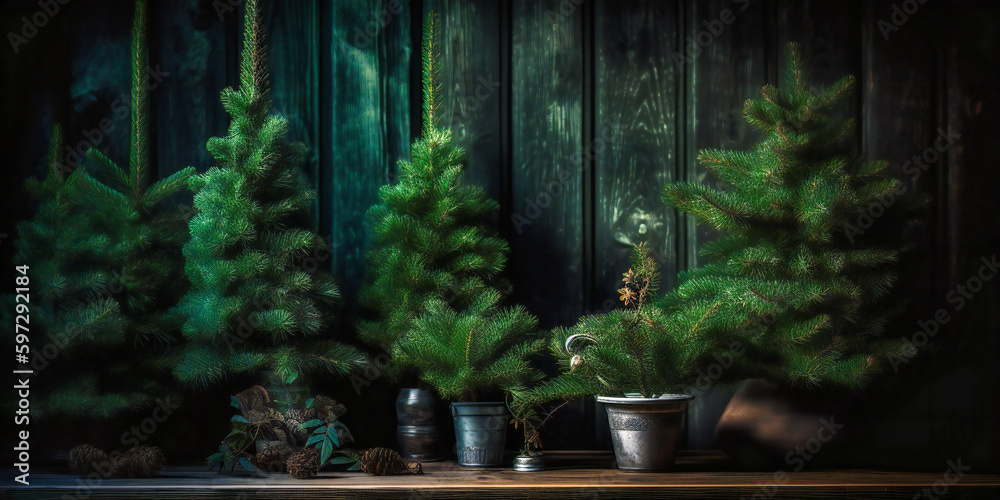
xmin=596 ymin=394 xmax=694 ymax=404
xmin=450 ymin=401 xmax=507 ymax=407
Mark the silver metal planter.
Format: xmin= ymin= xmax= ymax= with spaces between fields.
xmin=451 ymin=402 xmax=508 ymax=467
xmin=597 ymin=394 xmax=694 ymax=471
xmin=396 ymin=388 xmax=442 ymax=461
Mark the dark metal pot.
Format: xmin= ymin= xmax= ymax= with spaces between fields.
xmin=396 ymin=388 xmax=442 ymax=461
xmin=597 ymin=394 xmax=694 ymax=471
xmin=451 ymin=401 xmax=508 ymax=467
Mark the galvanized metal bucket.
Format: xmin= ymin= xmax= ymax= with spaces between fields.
xmin=451 ymin=402 xmax=509 ymax=467
xmin=597 ymin=394 xmax=694 ymax=471
xmin=396 ymin=388 xmax=442 ymax=461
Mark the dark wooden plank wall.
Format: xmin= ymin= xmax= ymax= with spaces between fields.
xmin=2 ymin=0 xmax=997 ymax=465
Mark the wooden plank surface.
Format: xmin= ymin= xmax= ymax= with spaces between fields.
xmin=679 ymin=0 xmax=770 ymax=450
xmin=324 ymin=0 xmax=412 ymax=307
xmin=427 ymin=0 xmax=504 ymax=201
xmin=510 ymin=0 xmax=585 ymax=329
xmin=264 ymin=0 xmax=321 ymax=221
xmin=593 ymin=0 xmax=680 ymax=313
xmin=6 ymin=454 xmax=1000 ymax=499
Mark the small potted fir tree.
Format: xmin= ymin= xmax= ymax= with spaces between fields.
xmin=393 ymin=290 xmax=544 ymax=467
xmin=357 ymin=12 xmax=535 ymax=464
xmin=521 ymin=243 xmax=708 ymax=471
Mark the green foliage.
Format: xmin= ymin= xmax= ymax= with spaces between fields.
xmin=658 ymin=43 xmax=910 ymax=390
xmin=175 ymin=0 xmax=365 ymax=386
xmin=393 ymin=290 xmax=544 ymax=401
xmin=14 ymin=0 xmax=190 ymax=419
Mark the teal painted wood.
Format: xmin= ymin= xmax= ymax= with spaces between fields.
xmin=593 ymin=0 xmax=681 ymax=314
xmin=510 ymin=0 xmax=585 ymax=329
xmin=151 ymin=0 xmax=232 ymax=208
xmin=324 ymin=0 xmax=411 ymax=302
xmin=264 ymin=0 xmax=322 ymax=224
xmin=426 ymin=0 xmax=504 ymax=201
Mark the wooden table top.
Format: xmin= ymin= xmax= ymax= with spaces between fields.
xmin=5 ymin=451 xmax=1000 ymax=499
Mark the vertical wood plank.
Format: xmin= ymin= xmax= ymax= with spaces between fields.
xmin=263 ymin=0 xmax=321 ymax=221
xmin=683 ymin=0 xmax=769 ymax=268
xmin=325 ymin=0 xmax=411 ymax=305
xmin=594 ymin=0 xmax=680 ymax=318
xmin=425 ymin=0 xmax=504 ymax=200
xmin=510 ymin=0 xmax=584 ymax=329
xmin=151 ymin=0 xmax=232 ymax=183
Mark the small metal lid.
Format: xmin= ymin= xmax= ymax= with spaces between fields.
xmin=512 ymin=454 xmax=545 ymax=472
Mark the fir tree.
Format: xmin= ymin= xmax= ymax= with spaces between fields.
xmin=75 ymin=0 xmax=195 ymax=348
xmin=660 ymin=44 xmax=909 ymax=389
xmin=16 ymin=0 xmax=194 ymax=417
xmin=15 ymin=126 xmax=133 ymax=417
xmin=357 ymin=12 xmax=512 ymax=378
xmin=520 ymin=44 xmax=911 ymax=408
xmin=359 ymin=13 xmax=543 ymax=400
xmin=515 ymin=243 xmax=704 ymax=402
xmin=175 ymin=0 xmax=365 ymax=387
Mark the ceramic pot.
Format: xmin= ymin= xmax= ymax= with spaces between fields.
xmin=395 ymin=388 xmax=442 ymax=461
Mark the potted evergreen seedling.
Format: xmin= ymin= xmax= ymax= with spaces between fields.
xmin=357 ymin=12 xmax=537 ymax=464
xmin=523 ymin=243 xmax=705 ymax=471
xmin=394 ymin=291 xmax=544 ymax=467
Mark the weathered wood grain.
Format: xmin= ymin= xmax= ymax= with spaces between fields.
xmin=7 ymin=456 xmax=1000 ymax=499
xmin=426 ymin=0 xmax=504 ymax=201
xmin=510 ymin=0 xmax=585 ymax=329
xmin=263 ymin=0 xmax=321 ymax=222
xmin=324 ymin=0 xmax=411 ymax=304
xmin=594 ymin=0 xmax=680 ymax=322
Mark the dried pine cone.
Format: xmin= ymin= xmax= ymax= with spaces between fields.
xmin=110 ymin=445 xmax=165 ymax=478
xmin=253 ymin=443 xmax=284 ymax=471
xmin=312 ymin=395 xmax=347 ymax=420
xmin=284 ymin=407 xmax=318 ymax=442
xmin=286 ymin=448 xmax=319 ymax=479
xmin=69 ymin=444 xmax=109 ymax=475
xmin=359 ymin=447 xmax=422 ymax=476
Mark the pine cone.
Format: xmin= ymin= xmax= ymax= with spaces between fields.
xmin=312 ymin=395 xmax=347 ymax=420
xmin=359 ymin=447 xmax=422 ymax=476
xmin=110 ymin=445 xmax=165 ymax=478
xmin=284 ymin=407 xmax=318 ymax=442
xmin=286 ymin=448 xmax=319 ymax=479
xmin=69 ymin=444 xmax=109 ymax=475
xmin=253 ymin=443 xmax=284 ymax=471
